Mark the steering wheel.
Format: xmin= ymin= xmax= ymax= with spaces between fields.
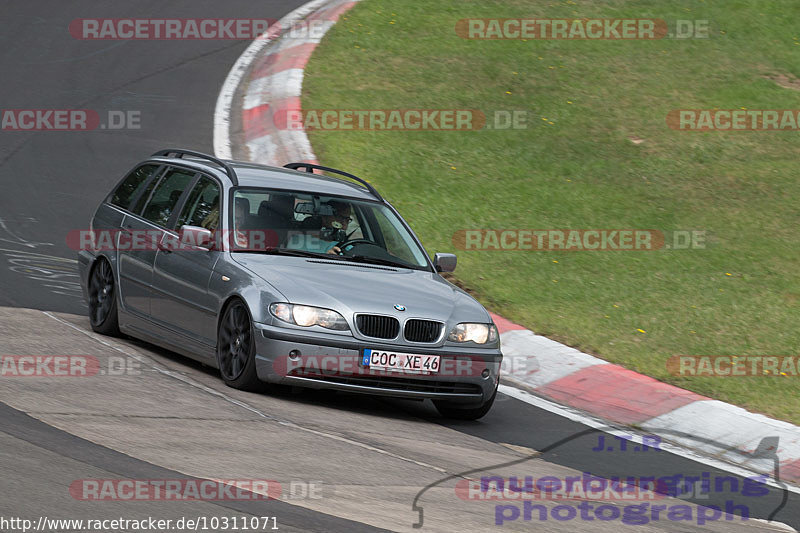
xmin=336 ymin=238 xmax=377 ymax=254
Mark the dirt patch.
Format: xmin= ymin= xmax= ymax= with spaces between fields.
xmin=763 ymin=72 xmax=800 ymax=90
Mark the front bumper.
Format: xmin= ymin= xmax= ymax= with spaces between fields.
xmin=254 ymin=323 xmax=502 ymax=406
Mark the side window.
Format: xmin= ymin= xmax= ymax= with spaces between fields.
xmin=139 ymin=168 xmax=196 ymax=227
xmin=175 ymin=176 xmax=221 ymax=230
xmin=109 ymin=164 xmax=158 ymax=211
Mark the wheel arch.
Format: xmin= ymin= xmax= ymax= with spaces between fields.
xmin=88 ymin=251 xmax=119 ymax=287
xmin=216 ymin=294 xmax=254 ymax=338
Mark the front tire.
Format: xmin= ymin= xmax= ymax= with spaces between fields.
xmin=434 ymin=386 xmax=497 ymax=420
xmin=88 ymin=258 xmax=120 ymax=336
xmin=217 ymin=300 xmax=261 ymax=391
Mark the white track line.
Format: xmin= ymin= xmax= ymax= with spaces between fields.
xmin=0 ymin=247 xmax=76 ymax=262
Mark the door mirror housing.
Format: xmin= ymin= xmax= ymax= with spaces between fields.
xmin=433 ymin=253 xmax=457 ymax=273
xmin=180 ymin=225 xmax=214 ymax=250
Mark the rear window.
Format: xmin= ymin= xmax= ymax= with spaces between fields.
xmin=109 ymin=164 xmax=158 ymax=211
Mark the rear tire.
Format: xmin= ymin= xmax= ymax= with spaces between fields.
xmin=217 ymin=300 xmax=262 ymax=391
xmin=88 ymin=258 xmax=120 ymax=336
xmin=434 ymin=386 xmax=497 ymax=420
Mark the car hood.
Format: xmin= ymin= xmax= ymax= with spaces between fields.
xmin=231 ymin=254 xmax=490 ymax=323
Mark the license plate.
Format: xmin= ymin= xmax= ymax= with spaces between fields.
xmin=362 ymin=349 xmax=440 ymax=374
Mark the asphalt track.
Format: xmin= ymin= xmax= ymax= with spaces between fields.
xmin=0 ymin=2 xmax=799 ymax=532
xmin=0 ymin=0 xmax=302 ymax=314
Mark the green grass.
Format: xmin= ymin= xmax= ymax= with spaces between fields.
xmin=303 ymin=0 xmax=800 ymax=424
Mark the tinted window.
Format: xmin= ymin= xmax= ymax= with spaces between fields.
xmin=109 ymin=164 xmax=158 ymax=211
xmin=175 ymin=176 xmax=221 ymax=230
xmin=140 ymin=168 xmax=196 ymax=227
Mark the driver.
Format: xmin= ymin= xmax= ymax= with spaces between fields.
xmin=289 ymin=200 xmax=352 ymax=254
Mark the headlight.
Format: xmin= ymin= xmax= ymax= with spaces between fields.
xmin=448 ymin=323 xmax=498 ymax=344
xmin=269 ymin=303 xmax=349 ymax=331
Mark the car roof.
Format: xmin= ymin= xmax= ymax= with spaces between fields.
xmin=147 ymin=156 xmax=380 ymax=202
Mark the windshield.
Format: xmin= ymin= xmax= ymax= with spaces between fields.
xmin=230 ymin=188 xmax=431 ymax=270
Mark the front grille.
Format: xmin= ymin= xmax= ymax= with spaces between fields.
xmin=289 ymin=372 xmax=482 ymax=395
xmin=356 ymin=315 xmax=400 ymax=339
xmin=404 ymin=319 xmax=443 ymax=343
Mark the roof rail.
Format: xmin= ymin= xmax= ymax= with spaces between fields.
xmin=283 ymin=162 xmax=383 ymax=201
xmin=152 ymin=148 xmax=238 ymax=185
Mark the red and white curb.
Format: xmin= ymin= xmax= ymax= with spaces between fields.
xmin=214 ymin=0 xmax=800 ymax=488
xmin=492 ymin=314 xmax=800 ymax=485
xmin=214 ymin=0 xmax=358 ymax=165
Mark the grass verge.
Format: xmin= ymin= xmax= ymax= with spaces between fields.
xmin=303 ymin=0 xmax=800 ymax=424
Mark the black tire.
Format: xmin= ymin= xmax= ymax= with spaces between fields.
xmin=434 ymin=386 xmax=497 ymax=420
xmin=217 ymin=300 xmax=262 ymax=391
xmin=88 ymin=258 xmax=120 ymax=336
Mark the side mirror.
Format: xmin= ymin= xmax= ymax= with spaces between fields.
xmin=180 ymin=225 xmax=214 ymax=250
xmin=433 ymin=253 xmax=457 ymax=273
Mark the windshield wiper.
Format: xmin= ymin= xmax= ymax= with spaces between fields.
xmin=345 ymin=255 xmax=420 ymax=270
xmin=240 ymin=248 xmax=424 ymax=269
xmin=235 ymin=248 xmax=331 ymax=259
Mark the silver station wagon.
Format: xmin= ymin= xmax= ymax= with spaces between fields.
xmin=78 ymin=149 xmax=502 ymax=419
